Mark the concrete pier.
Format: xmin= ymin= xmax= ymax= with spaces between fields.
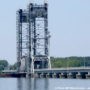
xmin=60 ymin=73 xmax=67 ymax=78
xmin=46 ymin=73 xmax=49 ymax=78
xmin=76 ymin=73 xmax=82 ymax=79
xmin=40 ymin=73 xmax=44 ymax=78
xmin=86 ymin=72 xmax=90 ymax=79
xmin=67 ymin=73 xmax=73 ymax=78
xmin=52 ymin=73 xmax=56 ymax=78
xmin=67 ymin=72 xmax=77 ymax=79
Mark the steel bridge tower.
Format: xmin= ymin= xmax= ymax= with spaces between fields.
xmin=16 ymin=1 xmax=51 ymax=75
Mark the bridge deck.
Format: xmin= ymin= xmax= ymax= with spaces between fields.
xmin=1 ymin=67 xmax=90 ymax=78
xmin=35 ymin=67 xmax=90 ymax=73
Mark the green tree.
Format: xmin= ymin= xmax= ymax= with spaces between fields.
xmin=50 ymin=57 xmax=90 ymax=68
xmin=0 ymin=60 xmax=8 ymax=71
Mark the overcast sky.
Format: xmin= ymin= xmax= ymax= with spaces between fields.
xmin=0 ymin=0 xmax=90 ymax=64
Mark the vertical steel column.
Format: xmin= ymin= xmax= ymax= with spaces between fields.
xmin=27 ymin=4 xmax=31 ymax=75
xmin=26 ymin=3 xmax=34 ymax=75
xmin=17 ymin=9 xmax=28 ymax=72
xmin=44 ymin=13 xmax=48 ymax=55
xmin=17 ymin=9 xmax=23 ymax=72
xmin=44 ymin=3 xmax=51 ymax=68
xmin=33 ymin=20 xmax=36 ymax=56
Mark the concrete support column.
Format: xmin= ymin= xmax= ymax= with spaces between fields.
xmin=59 ymin=74 xmax=61 ymax=78
xmin=26 ymin=73 xmax=31 ymax=78
xmin=40 ymin=73 xmax=44 ymax=78
xmin=46 ymin=73 xmax=50 ymax=78
xmin=31 ymin=73 xmax=35 ymax=78
xmin=86 ymin=72 xmax=90 ymax=79
xmin=52 ymin=73 xmax=56 ymax=78
xmin=76 ymin=72 xmax=82 ymax=79
xmin=34 ymin=73 xmax=38 ymax=78
xmin=61 ymin=73 xmax=66 ymax=78
xmin=67 ymin=73 xmax=73 ymax=78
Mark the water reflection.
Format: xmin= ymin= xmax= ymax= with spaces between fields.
xmin=17 ymin=78 xmax=23 ymax=90
xmin=1 ymin=78 xmax=90 ymax=90
xmin=17 ymin=78 xmax=49 ymax=90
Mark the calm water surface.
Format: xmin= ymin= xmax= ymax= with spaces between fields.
xmin=0 ymin=78 xmax=90 ymax=90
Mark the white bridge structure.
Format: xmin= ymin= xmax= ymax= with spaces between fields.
xmin=16 ymin=0 xmax=51 ymax=76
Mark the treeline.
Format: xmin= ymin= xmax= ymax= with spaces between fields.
xmin=0 ymin=60 xmax=17 ymax=72
xmin=0 ymin=60 xmax=8 ymax=71
xmin=51 ymin=57 xmax=90 ymax=68
xmin=0 ymin=56 xmax=90 ymax=71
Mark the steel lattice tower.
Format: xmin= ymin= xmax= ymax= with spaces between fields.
xmin=17 ymin=1 xmax=51 ymax=75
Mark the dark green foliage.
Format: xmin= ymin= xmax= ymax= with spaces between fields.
xmin=51 ymin=57 xmax=90 ymax=68
xmin=0 ymin=56 xmax=90 ymax=71
xmin=9 ymin=62 xmax=17 ymax=70
xmin=0 ymin=65 xmax=4 ymax=71
xmin=0 ymin=60 xmax=8 ymax=71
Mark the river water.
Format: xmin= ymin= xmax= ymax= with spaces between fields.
xmin=0 ymin=78 xmax=90 ymax=90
